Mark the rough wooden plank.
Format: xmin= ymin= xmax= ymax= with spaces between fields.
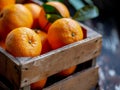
xmin=43 ymin=66 xmax=99 ymax=90
xmin=92 ymin=58 xmax=97 ymax=66
xmin=0 ymin=48 xmax=21 ymax=89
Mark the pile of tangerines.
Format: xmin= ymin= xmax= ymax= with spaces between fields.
xmin=0 ymin=0 xmax=86 ymax=90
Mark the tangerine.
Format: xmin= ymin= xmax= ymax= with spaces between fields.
xmin=0 ymin=40 xmax=5 ymax=49
xmin=57 ymin=66 xmax=77 ymax=77
xmin=24 ymin=3 xmax=42 ymax=28
xmin=38 ymin=7 xmax=50 ymax=32
xmin=0 ymin=0 xmax=16 ymax=11
xmin=35 ymin=30 xmax=52 ymax=54
xmin=0 ymin=4 xmax=33 ymax=41
xmin=48 ymin=18 xmax=83 ymax=49
xmin=31 ymin=78 xmax=47 ymax=90
xmin=5 ymin=27 xmax=42 ymax=57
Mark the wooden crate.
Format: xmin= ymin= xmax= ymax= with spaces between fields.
xmin=0 ymin=23 xmax=102 ymax=90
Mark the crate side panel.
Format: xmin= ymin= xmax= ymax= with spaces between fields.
xmin=43 ymin=67 xmax=99 ymax=90
xmin=0 ymin=48 xmax=21 ymax=89
xmin=20 ymin=35 xmax=102 ymax=87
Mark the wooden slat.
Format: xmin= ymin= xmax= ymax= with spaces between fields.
xmin=43 ymin=66 xmax=99 ymax=90
xmin=0 ymin=48 xmax=21 ymax=89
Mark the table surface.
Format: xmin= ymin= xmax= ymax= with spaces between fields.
xmin=83 ymin=16 xmax=120 ymax=90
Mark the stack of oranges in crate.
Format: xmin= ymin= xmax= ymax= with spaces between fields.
xmin=0 ymin=0 xmax=86 ymax=90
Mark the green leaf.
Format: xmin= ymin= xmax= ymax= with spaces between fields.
xmin=42 ymin=4 xmax=63 ymax=23
xmin=42 ymin=4 xmax=61 ymax=15
xmin=68 ymin=0 xmax=85 ymax=10
xmin=46 ymin=14 xmax=62 ymax=23
xmin=72 ymin=5 xmax=99 ymax=21
xmin=84 ymin=0 xmax=94 ymax=5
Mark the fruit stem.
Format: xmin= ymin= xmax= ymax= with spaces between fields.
xmin=28 ymin=40 xmax=32 ymax=44
xmin=71 ymin=32 xmax=75 ymax=37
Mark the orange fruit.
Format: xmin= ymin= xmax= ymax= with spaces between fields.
xmin=46 ymin=1 xmax=70 ymax=18
xmin=24 ymin=3 xmax=42 ymax=28
xmin=38 ymin=1 xmax=70 ymax=32
xmin=31 ymin=78 xmax=47 ymax=90
xmin=57 ymin=66 xmax=77 ymax=77
xmin=35 ymin=30 xmax=52 ymax=54
xmin=38 ymin=7 xmax=50 ymax=32
xmin=0 ymin=40 xmax=5 ymax=49
xmin=48 ymin=18 xmax=84 ymax=49
xmin=0 ymin=4 xmax=33 ymax=41
xmin=0 ymin=0 xmax=16 ymax=11
xmin=5 ymin=27 xmax=42 ymax=57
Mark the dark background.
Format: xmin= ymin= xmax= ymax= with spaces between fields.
xmin=85 ymin=1 xmax=120 ymax=90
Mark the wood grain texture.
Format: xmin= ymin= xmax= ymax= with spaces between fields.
xmin=0 ymin=48 xmax=21 ymax=89
xmin=43 ymin=67 xmax=99 ymax=90
xmin=0 ymin=23 xmax=102 ymax=88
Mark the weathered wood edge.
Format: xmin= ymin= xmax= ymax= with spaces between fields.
xmin=0 ymin=47 xmax=22 ymax=89
xmin=0 ymin=47 xmax=20 ymax=65
xmin=43 ymin=66 xmax=99 ymax=90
